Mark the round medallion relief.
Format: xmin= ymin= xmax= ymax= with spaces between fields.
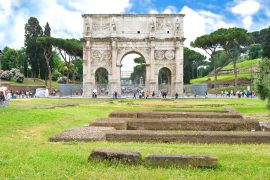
xmin=92 ymin=50 xmax=102 ymax=61
xmin=165 ymin=50 xmax=175 ymax=60
xmin=155 ymin=50 xmax=165 ymax=60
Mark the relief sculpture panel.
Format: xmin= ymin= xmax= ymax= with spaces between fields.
xmin=155 ymin=50 xmax=175 ymax=61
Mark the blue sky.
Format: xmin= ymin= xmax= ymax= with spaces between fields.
xmin=0 ymin=0 xmax=270 ymax=51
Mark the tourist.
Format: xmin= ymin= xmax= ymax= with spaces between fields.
xmin=0 ymin=91 xmax=5 ymax=107
xmin=114 ymin=91 xmax=118 ymax=99
xmin=133 ymin=91 xmax=136 ymax=99
xmin=205 ymin=91 xmax=208 ymax=98
xmin=152 ymin=91 xmax=155 ymax=98
xmin=5 ymin=90 xmax=11 ymax=106
xmin=145 ymin=90 xmax=149 ymax=99
xmin=175 ymin=92 xmax=178 ymax=99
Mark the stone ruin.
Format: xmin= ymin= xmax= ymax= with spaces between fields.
xmin=50 ymin=109 xmax=270 ymax=144
xmin=50 ymin=109 xmax=270 ymax=168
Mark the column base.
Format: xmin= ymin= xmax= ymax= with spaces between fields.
xmin=83 ymin=81 xmax=93 ymax=97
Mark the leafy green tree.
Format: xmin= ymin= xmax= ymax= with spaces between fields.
xmin=255 ymin=58 xmax=270 ymax=109
xmin=74 ymin=58 xmax=83 ymax=81
xmin=95 ymin=68 xmax=108 ymax=84
xmin=24 ymin=17 xmax=43 ymax=78
xmin=183 ymin=47 xmax=206 ymax=84
xmin=130 ymin=57 xmax=145 ymax=84
xmin=262 ymin=27 xmax=270 ymax=58
xmin=211 ymin=50 xmax=231 ymax=86
xmin=215 ymin=28 xmax=252 ymax=88
xmin=1 ymin=47 xmax=19 ymax=70
xmin=191 ymin=33 xmax=220 ymax=88
xmin=248 ymin=44 xmax=262 ymax=59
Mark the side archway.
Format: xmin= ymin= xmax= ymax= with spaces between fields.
xmin=158 ymin=67 xmax=172 ymax=96
xmin=94 ymin=67 xmax=109 ymax=96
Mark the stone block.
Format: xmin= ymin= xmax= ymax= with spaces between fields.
xmin=49 ymin=126 xmax=115 ymax=142
xmin=105 ymin=130 xmax=270 ymax=144
xmin=145 ymin=154 xmax=218 ymax=168
xmin=89 ymin=149 xmax=142 ymax=164
xmin=90 ymin=118 xmax=127 ymax=130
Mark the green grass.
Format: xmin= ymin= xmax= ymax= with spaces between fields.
xmin=0 ymin=98 xmax=269 ymax=179
xmin=190 ymin=73 xmax=251 ymax=84
xmin=2 ymin=78 xmax=60 ymax=89
xmin=222 ymin=59 xmax=260 ymax=70
xmin=190 ymin=59 xmax=260 ymax=85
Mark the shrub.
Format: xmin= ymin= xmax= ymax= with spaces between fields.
xmin=10 ymin=68 xmax=20 ymax=76
xmin=14 ymin=72 xmax=24 ymax=83
xmin=52 ymin=71 xmax=62 ymax=81
xmin=0 ymin=71 xmax=13 ymax=81
xmin=57 ymin=76 xmax=68 ymax=84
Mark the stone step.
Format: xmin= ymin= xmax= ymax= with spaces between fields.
xmin=89 ymin=149 xmax=141 ymax=164
xmin=90 ymin=118 xmax=126 ymax=130
xmin=109 ymin=111 xmax=243 ymax=119
xmin=105 ymin=130 xmax=270 ymax=144
xmin=145 ymin=154 xmax=218 ymax=168
xmin=90 ymin=118 xmax=260 ymax=131
xmin=153 ymin=109 xmax=229 ymax=113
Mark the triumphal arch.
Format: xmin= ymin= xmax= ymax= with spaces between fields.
xmin=82 ymin=14 xmax=185 ymax=96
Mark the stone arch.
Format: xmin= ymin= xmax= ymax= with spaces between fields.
xmin=93 ymin=67 xmax=110 ymax=95
xmin=117 ymin=49 xmax=150 ymax=65
xmin=158 ymin=67 xmax=173 ymax=95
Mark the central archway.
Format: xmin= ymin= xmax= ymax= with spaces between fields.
xmin=120 ymin=52 xmax=146 ymax=97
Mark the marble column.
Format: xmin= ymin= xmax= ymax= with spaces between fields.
xmin=149 ymin=41 xmax=157 ymax=95
xmin=83 ymin=38 xmax=92 ymax=97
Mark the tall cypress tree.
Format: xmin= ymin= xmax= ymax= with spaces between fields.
xmin=40 ymin=22 xmax=52 ymax=82
xmin=24 ymin=17 xmax=43 ymax=78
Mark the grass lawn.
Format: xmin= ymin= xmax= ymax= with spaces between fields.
xmin=0 ymin=98 xmax=269 ymax=179
xmin=2 ymin=78 xmax=60 ymax=89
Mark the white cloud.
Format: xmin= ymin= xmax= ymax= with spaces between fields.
xmin=0 ymin=0 xmax=132 ymax=49
xmin=68 ymin=0 xmax=131 ymax=14
xmin=162 ymin=6 xmax=177 ymax=14
xmin=231 ymin=0 xmax=260 ymax=16
xmin=243 ymin=16 xmax=252 ymax=29
xmin=149 ymin=9 xmax=158 ymax=14
xmin=180 ymin=6 xmax=206 ymax=47
xmin=231 ymin=0 xmax=261 ymax=30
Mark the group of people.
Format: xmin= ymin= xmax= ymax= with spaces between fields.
xmin=0 ymin=90 xmax=12 ymax=107
xmin=220 ymin=90 xmax=256 ymax=98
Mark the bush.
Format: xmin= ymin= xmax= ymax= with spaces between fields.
xmin=10 ymin=68 xmax=20 ymax=76
xmin=14 ymin=72 xmax=24 ymax=83
xmin=57 ymin=76 xmax=68 ymax=84
xmin=0 ymin=71 xmax=13 ymax=81
xmin=52 ymin=71 xmax=62 ymax=81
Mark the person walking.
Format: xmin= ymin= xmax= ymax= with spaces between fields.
xmin=5 ymin=90 xmax=11 ymax=106
xmin=145 ymin=90 xmax=149 ymax=99
xmin=175 ymin=92 xmax=178 ymax=99
xmin=0 ymin=91 xmax=5 ymax=107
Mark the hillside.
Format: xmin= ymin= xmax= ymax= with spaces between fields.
xmin=1 ymin=78 xmax=60 ymax=89
xmin=190 ymin=59 xmax=260 ymax=84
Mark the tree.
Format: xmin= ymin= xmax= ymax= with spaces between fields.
xmin=211 ymin=50 xmax=230 ymax=86
xmin=24 ymin=17 xmax=43 ymax=78
xmin=215 ymin=28 xmax=252 ymax=88
xmin=255 ymin=58 xmax=270 ymax=109
xmin=1 ymin=47 xmax=19 ymax=70
xmin=183 ymin=47 xmax=206 ymax=84
xmin=191 ymin=33 xmax=220 ymax=89
xmin=262 ymin=27 xmax=270 ymax=58
xmin=130 ymin=57 xmax=146 ymax=84
xmin=50 ymin=38 xmax=82 ymax=83
xmin=248 ymin=44 xmax=262 ymax=59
